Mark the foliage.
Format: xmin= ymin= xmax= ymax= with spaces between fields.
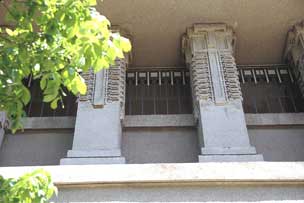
xmin=0 ymin=0 xmax=131 ymax=132
xmin=0 ymin=169 xmax=57 ymax=203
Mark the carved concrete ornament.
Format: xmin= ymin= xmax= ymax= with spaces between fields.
xmin=182 ymin=23 xmax=263 ymax=162
xmin=284 ymin=21 xmax=304 ymax=96
xmin=79 ymin=27 xmax=132 ymax=120
xmin=182 ymin=23 xmax=241 ymax=107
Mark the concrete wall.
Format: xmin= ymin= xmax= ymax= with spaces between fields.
xmin=122 ymin=127 xmax=199 ymax=163
xmin=53 ymin=185 xmax=304 ymax=202
xmin=249 ymin=127 xmax=304 ymax=161
xmin=0 ymin=130 xmax=73 ymax=166
xmin=1 ymin=126 xmax=304 ymax=166
xmin=2 ymin=163 xmax=304 ymax=203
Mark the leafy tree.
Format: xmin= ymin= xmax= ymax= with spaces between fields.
xmin=0 ymin=169 xmax=57 ymax=203
xmin=0 ymin=0 xmax=131 ymax=132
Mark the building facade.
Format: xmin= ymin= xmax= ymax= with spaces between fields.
xmin=0 ymin=0 xmax=304 ymax=202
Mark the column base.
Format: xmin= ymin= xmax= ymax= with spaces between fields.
xmin=60 ymin=149 xmax=126 ymax=165
xmin=60 ymin=157 xmax=126 ymax=165
xmin=199 ymin=154 xmax=264 ymax=162
xmin=201 ymin=147 xmax=258 ymax=155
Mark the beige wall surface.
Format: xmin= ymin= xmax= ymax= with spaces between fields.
xmin=1 ymin=1 xmax=303 ymax=67
xmin=0 ymin=130 xmax=73 ymax=166
xmin=99 ymin=0 xmax=304 ymax=66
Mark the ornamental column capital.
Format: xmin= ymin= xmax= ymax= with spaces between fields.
xmin=182 ymin=23 xmax=236 ymax=64
xmin=284 ymin=21 xmax=304 ymax=96
xmin=284 ymin=21 xmax=304 ymax=65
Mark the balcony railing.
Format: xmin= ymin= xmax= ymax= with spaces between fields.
xmin=24 ymin=78 xmax=77 ymax=117
xmin=23 ymin=64 xmax=304 ymax=117
xmin=125 ymin=65 xmax=304 ymax=115
xmin=125 ymin=68 xmax=193 ymax=115
xmin=239 ymin=64 xmax=304 ymax=113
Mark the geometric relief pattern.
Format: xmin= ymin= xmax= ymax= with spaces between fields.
xmin=78 ymin=58 xmax=128 ymax=119
xmin=190 ymin=53 xmax=213 ymax=102
xmin=105 ymin=58 xmax=127 ymax=119
xmin=79 ymin=68 xmax=95 ymax=102
xmin=284 ymin=22 xmax=304 ymax=97
xmin=220 ymin=51 xmax=242 ymax=101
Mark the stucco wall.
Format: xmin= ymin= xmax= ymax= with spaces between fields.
xmin=0 ymin=126 xmax=304 ymax=166
xmin=53 ymin=185 xmax=304 ymax=202
xmin=0 ymin=130 xmax=73 ymax=166
xmin=248 ymin=127 xmax=304 ymax=161
xmin=122 ymin=127 xmax=199 ymax=163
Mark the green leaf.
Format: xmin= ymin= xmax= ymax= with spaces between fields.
xmin=43 ymin=93 xmax=57 ymax=103
xmin=50 ymin=98 xmax=59 ymax=109
xmin=77 ymin=77 xmax=87 ymax=95
xmin=21 ymin=87 xmax=31 ymax=105
xmin=120 ymin=37 xmax=132 ymax=52
xmin=88 ymin=0 xmax=97 ymax=6
xmin=0 ymin=0 xmax=131 ymax=132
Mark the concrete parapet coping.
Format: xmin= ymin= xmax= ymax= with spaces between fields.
xmin=17 ymin=113 xmax=304 ymax=130
xmin=21 ymin=117 xmax=76 ymax=129
xmin=246 ymin=113 xmax=304 ymax=127
xmin=124 ymin=113 xmax=304 ymax=128
xmin=124 ymin=114 xmax=196 ymax=127
xmin=0 ymin=162 xmax=303 ymax=187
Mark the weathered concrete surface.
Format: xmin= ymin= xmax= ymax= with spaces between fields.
xmin=61 ymin=102 xmax=125 ymax=164
xmin=249 ymin=128 xmax=304 ymax=161
xmin=54 ymin=186 xmax=304 ymax=202
xmin=21 ymin=117 xmax=76 ymax=129
xmin=98 ymin=0 xmax=304 ymax=67
xmin=1 ymin=162 xmax=304 ymax=185
xmin=124 ymin=114 xmax=195 ymax=127
xmin=0 ymin=163 xmax=304 ymax=202
xmin=246 ymin=113 xmax=304 ymax=126
xmin=122 ymin=127 xmax=199 ymax=163
xmin=0 ymin=130 xmax=73 ymax=166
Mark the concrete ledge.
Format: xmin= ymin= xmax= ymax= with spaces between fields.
xmin=22 ymin=117 xmax=76 ymax=129
xmin=0 ymin=162 xmax=303 ymax=187
xmin=124 ymin=113 xmax=304 ymax=128
xmin=124 ymin=114 xmax=196 ymax=127
xmin=245 ymin=113 xmax=304 ymax=126
xmin=19 ymin=113 xmax=304 ymax=129
xmin=60 ymin=157 xmax=126 ymax=165
xmin=67 ymin=149 xmax=122 ymax=157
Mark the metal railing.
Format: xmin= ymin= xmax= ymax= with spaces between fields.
xmin=239 ymin=64 xmax=304 ymax=113
xmin=24 ymin=78 xmax=77 ymax=117
xmin=125 ymin=65 xmax=304 ymax=115
xmin=23 ymin=64 xmax=304 ymax=117
xmin=125 ymin=68 xmax=193 ymax=115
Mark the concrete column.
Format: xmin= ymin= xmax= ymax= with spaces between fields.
xmin=182 ymin=24 xmax=263 ymax=162
xmin=284 ymin=22 xmax=304 ymax=95
xmin=61 ymin=32 xmax=131 ymax=165
xmin=0 ymin=112 xmax=6 ymax=148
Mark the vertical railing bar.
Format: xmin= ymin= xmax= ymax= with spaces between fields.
xmin=276 ymin=68 xmax=282 ymax=84
xmin=287 ymin=68 xmax=294 ymax=83
xmin=182 ymin=71 xmax=186 ymax=85
xmin=240 ymin=69 xmax=245 ymax=84
xmin=158 ymin=71 xmax=162 ymax=86
xmin=252 ymin=69 xmax=257 ymax=84
xmin=264 ymin=69 xmax=270 ymax=83
xmin=278 ymin=97 xmax=284 ymax=113
xmin=39 ymin=102 xmax=44 ymax=117
xmin=135 ymin=72 xmax=138 ymax=86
